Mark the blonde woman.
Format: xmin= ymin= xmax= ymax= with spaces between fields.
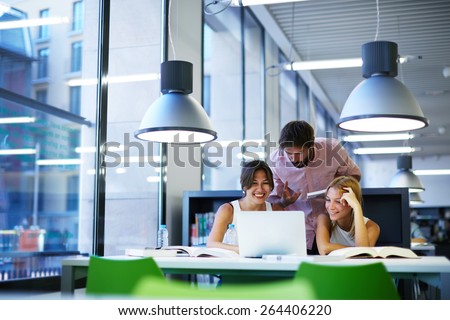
xmin=316 ymin=176 xmax=380 ymax=255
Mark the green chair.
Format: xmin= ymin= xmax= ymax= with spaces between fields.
xmin=85 ymin=256 xmax=165 ymax=295
xmin=294 ymin=262 xmax=400 ymax=300
xmin=133 ymin=277 xmax=316 ymax=300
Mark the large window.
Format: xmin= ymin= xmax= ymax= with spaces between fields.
xmin=203 ymin=7 xmax=266 ymax=191
xmin=102 ymin=0 xmax=161 ymax=255
xmin=243 ymin=10 xmax=264 ymax=162
xmin=203 ymin=8 xmax=244 ymax=190
xmin=0 ymin=0 xmax=162 ymax=286
xmin=0 ymin=1 xmax=96 ymax=285
xmin=279 ymin=65 xmax=298 ymax=128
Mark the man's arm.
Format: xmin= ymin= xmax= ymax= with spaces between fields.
xmin=268 ymin=171 xmax=285 ymax=206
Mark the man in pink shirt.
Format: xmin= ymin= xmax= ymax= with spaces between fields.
xmin=268 ymin=121 xmax=361 ymax=254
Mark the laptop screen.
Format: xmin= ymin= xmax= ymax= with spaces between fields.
xmin=236 ymin=211 xmax=307 ymax=258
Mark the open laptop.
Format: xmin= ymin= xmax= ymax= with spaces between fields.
xmin=236 ymin=210 xmax=307 ymax=258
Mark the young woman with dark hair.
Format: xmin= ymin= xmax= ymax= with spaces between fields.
xmin=207 ymin=160 xmax=283 ymax=253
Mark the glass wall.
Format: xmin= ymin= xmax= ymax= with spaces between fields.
xmin=102 ymin=0 xmax=161 ymax=255
xmin=0 ymin=0 xmax=96 ymax=282
xmin=0 ymin=0 xmax=162 ymax=284
xmin=279 ymin=59 xmax=298 ymax=128
xmin=242 ymin=10 xmax=265 ymax=163
xmin=202 ymin=7 xmax=244 ymax=190
xmin=202 ymin=7 xmax=265 ymax=191
xmin=201 ymin=6 xmax=333 ymax=191
xmin=243 ymin=10 xmax=263 ymax=141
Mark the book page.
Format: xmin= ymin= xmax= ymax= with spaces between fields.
xmin=327 ymin=246 xmax=377 ymax=258
xmin=196 ymin=247 xmax=240 ymax=258
xmin=374 ymin=246 xmax=419 ymax=258
xmin=161 ymin=246 xmax=239 ymax=258
xmin=328 ymin=246 xmax=419 ymax=259
xmin=161 ymin=245 xmax=195 ymax=256
xmin=125 ymin=248 xmax=177 ymax=257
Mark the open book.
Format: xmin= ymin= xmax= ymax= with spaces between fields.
xmin=125 ymin=248 xmax=178 ymax=257
xmin=328 ymin=246 xmax=419 ymax=259
xmin=126 ymin=246 xmax=239 ymax=258
xmin=162 ymin=246 xmax=240 ymax=258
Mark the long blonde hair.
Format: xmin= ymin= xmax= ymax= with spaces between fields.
xmin=325 ymin=176 xmax=362 ymax=238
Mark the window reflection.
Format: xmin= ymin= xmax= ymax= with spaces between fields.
xmin=37 ymin=48 xmax=49 ymax=79
xmin=38 ymin=9 xmax=49 ymax=39
xmin=0 ymin=0 xmax=94 ymax=283
xmin=1 ymin=0 xmax=162 ymax=285
xmin=72 ymin=1 xmax=83 ymax=32
xmin=203 ymin=7 xmax=265 ymax=191
xmin=70 ymin=41 xmax=82 ymax=72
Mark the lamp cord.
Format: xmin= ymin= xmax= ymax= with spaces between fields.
xmin=397 ymin=16 xmax=405 ymax=83
xmin=287 ymin=1 xmax=296 ymax=62
xmin=374 ymin=0 xmax=380 ymax=41
xmin=168 ymin=0 xmax=176 ymax=60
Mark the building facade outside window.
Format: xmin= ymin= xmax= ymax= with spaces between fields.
xmin=35 ymin=89 xmax=48 ymax=104
xmin=72 ymin=1 xmax=84 ymax=32
xmin=71 ymin=41 xmax=82 ymax=72
xmin=38 ymin=9 xmax=49 ymax=39
xmin=37 ymin=48 xmax=49 ymax=79
xmin=69 ymin=86 xmax=81 ymax=115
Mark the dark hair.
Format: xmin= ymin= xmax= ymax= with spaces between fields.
xmin=279 ymin=120 xmax=315 ymax=150
xmin=240 ymin=160 xmax=274 ymax=191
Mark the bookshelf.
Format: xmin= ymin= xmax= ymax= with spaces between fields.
xmin=182 ymin=190 xmax=242 ymax=246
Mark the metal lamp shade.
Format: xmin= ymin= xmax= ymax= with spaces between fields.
xmin=338 ymin=41 xmax=428 ymax=132
xmin=135 ymin=60 xmax=217 ymax=144
xmin=389 ymin=169 xmax=425 ymax=193
xmin=135 ymin=92 xmax=217 ymax=144
xmin=338 ymin=75 xmax=429 ymax=132
xmin=409 ymin=192 xmax=424 ymax=205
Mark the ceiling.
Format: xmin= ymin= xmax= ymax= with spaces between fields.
xmin=251 ymin=0 xmax=450 ymax=159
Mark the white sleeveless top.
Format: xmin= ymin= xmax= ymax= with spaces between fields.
xmin=330 ymin=216 xmax=369 ymax=246
xmin=223 ymin=200 xmax=273 ymax=244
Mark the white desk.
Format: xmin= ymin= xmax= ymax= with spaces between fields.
xmin=411 ymin=243 xmax=436 ymax=256
xmin=61 ymin=255 xmax=450 ymax=299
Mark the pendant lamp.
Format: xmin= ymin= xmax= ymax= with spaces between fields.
xmin=338 ymin=41 xmax=428 ymax=132
xmin=134 ymin=60 xmax=217 ymax=144
xmin=409 ymin=192 xmax=424 ymax=205
xmin=389 ymin=155 xmax=424 ymax=193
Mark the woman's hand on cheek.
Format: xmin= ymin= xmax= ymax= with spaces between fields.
xmin=341 ymin=187 xmax=358 ymax=208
